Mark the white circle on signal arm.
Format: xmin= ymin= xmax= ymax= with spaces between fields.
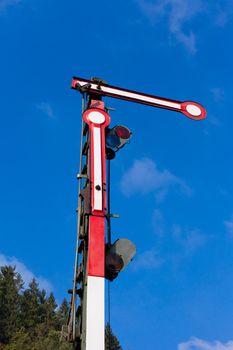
xmin=88 ymin=111 xmax=106 ymax=124
xmin=186 ymin=104 xmax=201 ymax=116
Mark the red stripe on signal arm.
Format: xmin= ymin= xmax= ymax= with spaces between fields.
xmin=87 ymin=215 xmax=105 ymax=277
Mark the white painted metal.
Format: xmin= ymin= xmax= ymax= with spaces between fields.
xmin=88 ymin=111 xmax=106 ymax=124
xmin=77 ymin=80 xmax=181 ymax=110
xmin=86 ymin=276 xmax=105 ymax=350
xmin=186 ymin=104 xmax=201 ymax=116
xmin=93 ymin=127 xmax=102 ymax=211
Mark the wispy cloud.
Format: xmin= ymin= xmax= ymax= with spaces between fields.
xmin=133 ymin=224 xmax=205 ymax=271
xmin=136 ymin=0 xmax=233 ymax=53
xmin=152 ymin=208 xmax=164 ymax=237
xmin=136 ymin=0 xmax=204 ymax=54
xmin=132 ymin=248 xmax=164 ymax=270
xmin=0 ymin=253 xmax=53 ymax=292
xmin=37 ymin=102 xmax=55 ymax=120
xmin=215 ymin=1 xmax=233 ymax=27
xmin=210 ymin=87 xmax=225 ymax=102
xmin=224 ymin=214 xmax=233 ymax=237
xmin=207 ymin=115 xmax=221 ymax=127
xmin=178 ymin=337 xmax=233 ymax=350
xmin=0 ymin=0 xmax=20 ymax=12
xmin=120 ymin=158 xmax=191 ymax=199
xmin=172 ymin=224 xmax=206 ymax=255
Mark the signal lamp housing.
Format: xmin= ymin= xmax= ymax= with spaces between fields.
xmin=106 ymin=147 xmax=116 ymax=160
xmin=105 ymin=238 xmax=136 ymax=281
xmin=105 ymin=125 xmax=132 ymax=150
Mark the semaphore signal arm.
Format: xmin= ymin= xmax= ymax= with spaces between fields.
xmin=72 ymin=76 xmax=207 ymax=120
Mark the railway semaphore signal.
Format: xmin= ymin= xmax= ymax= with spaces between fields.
xmin=61 ymin=76 xmax=207 ymax=350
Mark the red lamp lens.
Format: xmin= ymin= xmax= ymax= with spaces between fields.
xmin=115 ymin=126 xmax=131 ymax=139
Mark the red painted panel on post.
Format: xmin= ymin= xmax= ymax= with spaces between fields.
xmin=87 ymin=215 xmax=105 ymax=277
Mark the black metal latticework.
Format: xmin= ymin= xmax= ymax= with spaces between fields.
xmin=61 ymin=94 xmax=91 ymax=349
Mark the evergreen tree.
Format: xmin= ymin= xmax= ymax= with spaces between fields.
xmin=4 ymin=330 xmax=72 ymax=350
xmin=56 ymin=298 xmax=69 ymax=328
xmin=20 ymin=278 xmax=41 ymax=332
xmin=21 ymin=284 xmax=58 ymax=337
xmin=0 ymin=265 xmax=123 ymax=350
xmin=0 ymin=266 xmax=23 ymax=344
xmin=4 ymin=330 xmax=32 ymax=350
xmin=43 ymin=292 xmax=57 ymax=330
xmin=34 ymin=330 xmax=72 ymax=350
xmin=105 ymin=323 xmax=123 ymax=350
xmin=38 ymin=288 xmax=47 ymax=324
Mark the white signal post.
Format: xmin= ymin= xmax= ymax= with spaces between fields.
xmin=67 ymin=77 xmax=207 ymax=350
xmin=82 ymin=105 xmax=110 ymax=350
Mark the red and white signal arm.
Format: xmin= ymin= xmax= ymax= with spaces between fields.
xmin=72 ymin=77 xmax=207 ymax=120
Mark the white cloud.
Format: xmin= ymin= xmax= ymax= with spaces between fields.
xmin=215 ymin=1 xmax=233 ymax=27
xmin=0 ymin=0 xmax=20 ymax=12
xmin=136 ymin=0 xmax=233 ymax=52
xmin=0 ymin=253 xmax=53 ymax=292
xmin=37 ymin=102 xmax=55 ymax=119
xmin=132 ymin=248 xmax=164 ymax=270
xmin=172 ymin=224 xmax=206 ymax=254
xmin=120 ymin=158 xmax=191 ymax=198
xmin=178 ymin=337 xmax=233 ymax=350
xmin=136 ymin=0 xmax=204 ymax=53
xmin=132 ymin=224 xmax=205 ymax=271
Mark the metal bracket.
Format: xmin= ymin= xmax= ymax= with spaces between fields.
xmin=77 ymin=173 xmax=88 ymax=180
xmin=109 ymin=214 xmax=120 ymax=219
xmin=91 ymin=77 xmax=108 ymax=90
xmin=105 ymin=106 xmax=116 ymax=112
xmin=75 ymin=82 xmax=91 ymax=93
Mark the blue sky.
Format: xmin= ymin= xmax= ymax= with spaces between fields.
xmin=1 ymin=0 xmax=233 ymax=349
